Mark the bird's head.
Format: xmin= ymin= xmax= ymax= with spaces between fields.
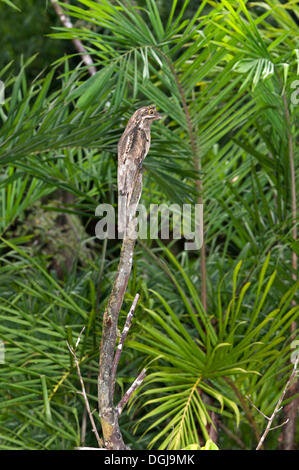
xmin=135 ymin=105 xmax=162 ymax=122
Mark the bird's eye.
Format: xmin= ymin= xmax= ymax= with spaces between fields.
xmin=149 ymin=109 xmax=154 ymax=114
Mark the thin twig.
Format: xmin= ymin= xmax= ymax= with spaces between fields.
xmin=75 ymin=326 xmax=86 ymax=349
xmin=256 ymin=356 xmax=299 ymax=450
xmin=66 ymin=341 xmax=102 ymax=447
xmin=267 ymin=419 xmax=289 ymax=432
xmin=98 ymin=179 xmax=142 ymax=450
xmin=116 ymin=368 xmax=147 ymax=416
xmin=50 ymin=0 xmax=97 ymax=76
xmin=112 ymin=293 xmax=140 ymax=393
xmin=160 ymin=50 xmax=207 ymax=312
xmin=81 ymin=368 xmax=91 ymax=445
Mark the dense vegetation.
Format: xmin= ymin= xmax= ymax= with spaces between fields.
xmin=0 ymin=0 xmax=298 ymax=450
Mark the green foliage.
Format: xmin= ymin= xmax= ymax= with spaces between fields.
xmin=0 ymin=238 xmax=97 ymax=448
xmin=128 ymin=248 xmax=298 ymax=449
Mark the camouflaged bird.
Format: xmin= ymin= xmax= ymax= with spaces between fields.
xmin=118 ymin=105 xmax=161 ymax=229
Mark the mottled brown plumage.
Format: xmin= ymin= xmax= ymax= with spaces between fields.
xmin=118 ymin=105 xmax=161 ymax=224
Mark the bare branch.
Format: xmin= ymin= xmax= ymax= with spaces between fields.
xmin=98 ymin=177 xmax=142 ymax=450
xmin=246 ymin=395 xmax=270 ymax=420
xmin=268 ymin=419 xmax=289 ymax=432
xmin=80 ymin=368 xmax=92 ymax=445
xmin=66 ymin=341 xmax=102 ymax=447
xmin=98 ymin=106 xmax=159 ymax=449
xmin=112 ymin=293 xmax=140 ymax=392
xmin=75 ymin=326 xmax=86 ymax=349
xmin=116 ymin=368 xmax=147 ymax=416
xmin=256 ymin=356 xmax=299 ymax=450
xmin=50 ymin=0 xmax=97 ymax=76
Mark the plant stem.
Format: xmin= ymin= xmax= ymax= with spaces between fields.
xmin=225 ymin=377 xmax=261 ymax=446
xmin=112 ymin=293 xmax=140 ymax=394
xmin=280 ymin=91 xmax=298 ymax=449
xmin=218 ymin=421 xmax=246 ymax=449
xmin=161 ymin=52 xmax=207 ymax=312
xmin=116 ymin=368 xmax=147 ymax=416
xmin=98 ymin=237 xmax=135 ymax=449
xmin=67 ymin=341 xmax=102 ymax=448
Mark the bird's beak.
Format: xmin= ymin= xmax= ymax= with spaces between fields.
xmin=155 ymin=112 xmax=162 ymax=120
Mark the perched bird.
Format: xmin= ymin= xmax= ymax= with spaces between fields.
xmin=118 ymin=105 xmax=161 ymax=231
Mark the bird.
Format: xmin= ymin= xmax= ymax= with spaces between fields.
xmin=117 ymin=105 xmax=161 ymax=233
